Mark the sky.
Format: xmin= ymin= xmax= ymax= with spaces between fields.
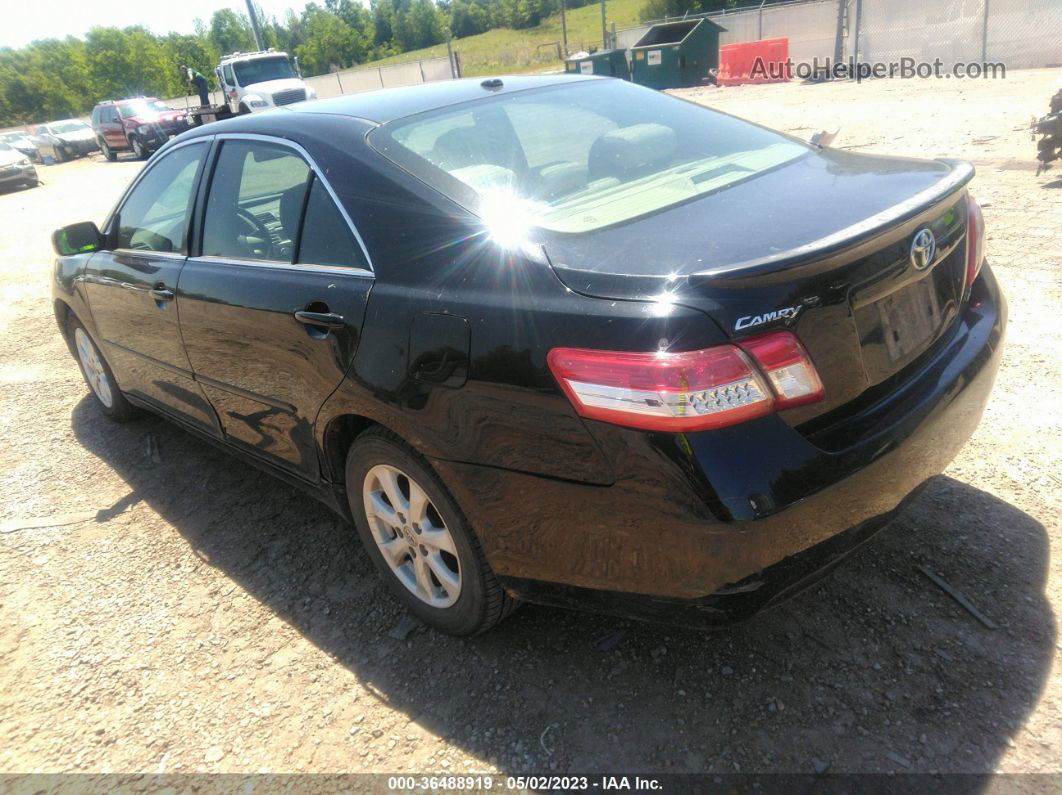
xmin=5 ymin=0 xmax=312 ymax=50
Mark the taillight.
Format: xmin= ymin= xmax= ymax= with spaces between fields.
xmin=737 ymin=332 xmax=825 ymax=410
xmin=547 ymin=331 xmax=824 ymax=433
xmin=965 ymin=194 xmax=985 ymax=291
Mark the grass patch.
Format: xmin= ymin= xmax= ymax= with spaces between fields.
xmin=368 ymin=0 xmax=646 ymax=76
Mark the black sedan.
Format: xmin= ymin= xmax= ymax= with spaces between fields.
xmin=51 ymin=75 xmax=1004 ymax=635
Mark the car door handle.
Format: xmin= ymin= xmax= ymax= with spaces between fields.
xmin=294 ymin=310 xmax=345 ymax=329
xmin=149 ymin=287 xmax=175 ymax=301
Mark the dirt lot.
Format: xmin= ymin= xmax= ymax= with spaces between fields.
xmin=0 ymin=69 xmax=1059 ymax=779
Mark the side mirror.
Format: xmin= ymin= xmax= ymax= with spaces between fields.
xmin=52 ymin=221 xmax=103 ymax=256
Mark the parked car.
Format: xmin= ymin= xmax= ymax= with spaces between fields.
xmin=31 ymin=119 xmax=98 ymax=162
xmin=0 ymin=131 xmax=41 ymax=163
xmin=0 ymin=142 xmax=39 ymax=190
xmin=90 ymin=98 xmax=193 ymax=161
xmin=51 ymin=76 xmax=1004 ymax=635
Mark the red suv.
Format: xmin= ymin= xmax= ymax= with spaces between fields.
xmin=90 ymin=98 xmax=192 ymax=161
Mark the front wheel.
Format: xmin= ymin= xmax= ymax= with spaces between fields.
xmin=346 ymin=428 xmax=516 ymax=635
xmin=130 ymin=136 xmax=147 ymax=160
xmin=67 ymin=316 xmax=138 ymax=422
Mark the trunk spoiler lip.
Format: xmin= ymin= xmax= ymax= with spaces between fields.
xmin=683 ymin=158 xmax=976 ymax=285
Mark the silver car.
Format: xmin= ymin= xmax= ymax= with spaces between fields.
xmin=0 ymin=142 xmax=39 ymax=190
xmin=31 ymin=119 xmax=98 ymax=163
xmin=0 ymin=131 xmax=41 ymax=163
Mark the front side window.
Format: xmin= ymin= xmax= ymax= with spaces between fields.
xmin=371 ymin=80 xmax=809 ymax=234
xmin=116 ymin=143 xmax=205 ymax=253
xmin=202 ymin=141 xmax=310 ymax=262
xmin=222 ymin=64 xmax=235 ymax=86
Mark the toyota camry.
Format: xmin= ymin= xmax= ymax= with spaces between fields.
xmin=50 ymin=75 xmax=1004 ymax=635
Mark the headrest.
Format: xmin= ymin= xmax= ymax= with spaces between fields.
xmin=588 ymin=123 xmax=677 ymax=180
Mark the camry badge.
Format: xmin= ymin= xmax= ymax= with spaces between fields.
xmin=735 ymin=305 xmax=802 ymax=331
xmin=909 ymin=228 xmax=936 ymax=271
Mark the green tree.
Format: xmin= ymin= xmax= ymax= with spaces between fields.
xmin=296 ymin=5 xmax=368 ymax=73
xmin=209 ymin=9 xmax=256 ymax=57
xmin=85 ymin=27 xmax=171 ymax=100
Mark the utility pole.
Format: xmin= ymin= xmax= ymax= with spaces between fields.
xmin=561 ymin=0 xmax=568 ymax=57
xmin=600 ymin=0 xmax=607 ymax=49
xmin=245 ymin=0 xmax=266 ymax=51
xmin=832 ymin=0 xmax=846 ymax=65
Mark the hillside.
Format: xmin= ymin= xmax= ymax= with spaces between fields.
xmin=371 ymin=0 xmax=646 ymax=76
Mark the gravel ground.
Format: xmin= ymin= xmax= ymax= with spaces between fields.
xmin=0 ymin=69 xmax=1059 ymax=778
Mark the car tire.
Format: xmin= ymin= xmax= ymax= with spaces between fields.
xmin=53 ymin=147 xmax=65 ymax=163
xmin=130 ymin=136 xmax=147 ymax=160
xmin=66 ymin=315 xmax=138 ymax=422
xmin=101 ymin=139 xmax=116 ymax=162
xmin=345 ymin=427 xmax=517 ymax=636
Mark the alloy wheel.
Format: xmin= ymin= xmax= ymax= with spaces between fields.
xmin=362 ymin=464 xmax=461 ymax=608
xmin=74 ymin=327 xmax=114 ymax=408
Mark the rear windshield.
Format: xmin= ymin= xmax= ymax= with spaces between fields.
xmin=369 ymin=79 xmax=808 ymax=234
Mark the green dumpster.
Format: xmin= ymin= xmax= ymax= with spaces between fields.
xmin=630 ymin=18 xmax=726 ymax=89
xmin=564 ymin=48 xmax=631 ymax=80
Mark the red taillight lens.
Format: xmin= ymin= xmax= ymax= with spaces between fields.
xmin=738 ymin=331 xmax=826 ymax=410
xmin=965 ymin=194 xmax=985 ymax=291
xmin=547 ymin=331 xmax=824 ymax=432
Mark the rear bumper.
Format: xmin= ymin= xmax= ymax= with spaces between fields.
xmin=431 ymin=266 xmax=1006 ymax=624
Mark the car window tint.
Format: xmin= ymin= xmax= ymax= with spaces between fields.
xmin=503 ymin=103 xmax=617 ymax=171
xmin=374 ymin=80 xmax=809 ymax=234
xmin=117 ymin=142 xmax=205 ymax=253
xmin=297 ymin=178 xmax=367 ymax=269
xmin=202 ymin=141 xmax=310 ymax=262
xmin=223 ymin=64 xmax=235 ymax=85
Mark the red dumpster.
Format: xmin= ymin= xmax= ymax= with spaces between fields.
xmin=717 ymin=37 xmax=790 ymax=86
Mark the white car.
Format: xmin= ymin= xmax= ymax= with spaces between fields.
xmin=0 ymin=142 xmax=39 ymax=190
xmin=216 ymin=50 xmax=317 ymax=114
xmin=30 ymin=119 xmax=99 ymax=163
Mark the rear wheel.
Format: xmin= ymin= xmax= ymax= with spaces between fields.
xmin=100 ymin=139 xmax=116 ymax=161
xmin=346 ymin=428 xmax=516 ymax=635
xmin=67 ymin=315 xmax=138 ymax=422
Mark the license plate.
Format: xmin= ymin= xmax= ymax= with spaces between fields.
xmin=876 ymin=276 xmax=944 ymax=363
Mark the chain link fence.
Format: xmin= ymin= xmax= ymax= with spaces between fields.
xmin=614 ymin=0 xmax=1062 ymax=72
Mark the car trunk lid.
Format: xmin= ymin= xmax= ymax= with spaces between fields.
xmin=540 ymin=150 xmax=974 ymax=427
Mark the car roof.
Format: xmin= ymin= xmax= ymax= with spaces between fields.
xmin=246 ymin=75 xmax=596 ymax=128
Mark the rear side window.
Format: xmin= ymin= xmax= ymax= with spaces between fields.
xmin=297 ymin=179 xmax=367 ymax=269
xmin=116 ymin=143 xmax=205 ymax=253
xmin=202 ymin=141 xmax=311 ymax=262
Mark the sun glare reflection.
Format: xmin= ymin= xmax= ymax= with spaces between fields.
xmin=479 ymin=189 xmax=544 ymax=250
